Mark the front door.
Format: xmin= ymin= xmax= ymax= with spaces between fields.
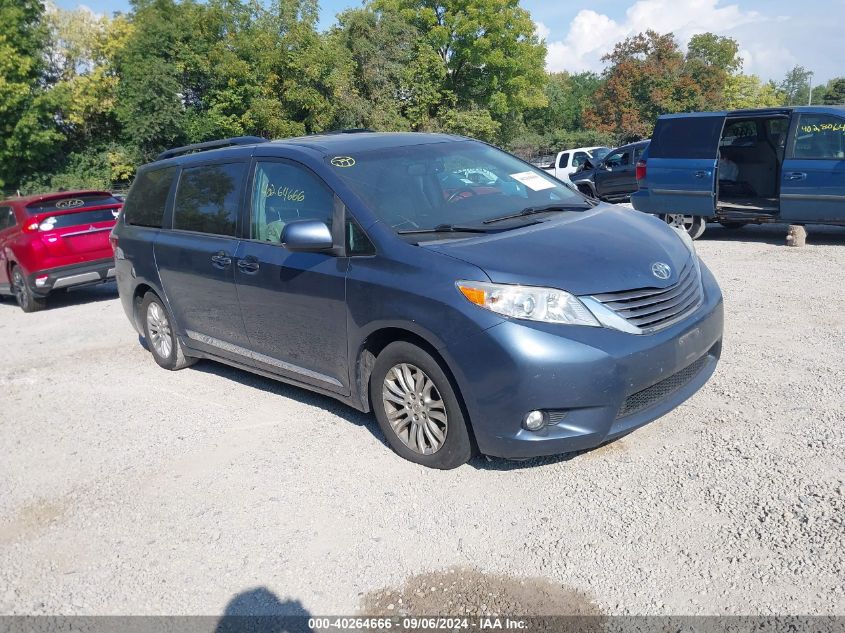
xmin=595 ymin=147 xmax=633 ymax=197
xmin=234 ymin=158 xmax=349 ymax=394
xmin=154 ymin=161 xmax=252 ymax=362
xmin=644 ymin=113 xmax=726 ymax=216
xmin=781 ymin=112 xmax=845 ymax=223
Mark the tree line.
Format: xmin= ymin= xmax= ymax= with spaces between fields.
xmin=1 ymin=0 xmax=842 ymax=194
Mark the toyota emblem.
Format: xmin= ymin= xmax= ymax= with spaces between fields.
xmin=651 ymin=262 xmax=672 ymax=280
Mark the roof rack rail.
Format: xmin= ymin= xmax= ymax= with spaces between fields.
xmin=322 ymin=128 xmax=376 ymax=135
xmin=156 ymin=136 xmax=268 ymax=161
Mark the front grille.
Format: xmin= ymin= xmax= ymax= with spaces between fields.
xmin=592 ymin=259 xmax=702 ymax=332
xmin=617 ymin=353 xmax=710 ymax=419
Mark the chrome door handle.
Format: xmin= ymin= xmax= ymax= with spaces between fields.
xmin=785 ymin=172 xmax=807 ymax=181
xmin=211 ymin=252 xmax=232 ymax=268
xmin=237 ymin=258 xmax=260 ymax=273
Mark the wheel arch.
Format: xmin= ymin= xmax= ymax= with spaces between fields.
xmin=355 ymin=325 xmax=479 ymax=451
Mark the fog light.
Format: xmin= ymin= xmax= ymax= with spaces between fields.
xmin=35 ymin=275 xmax=49 ymax=288
xmin=523 ymin=410 xmax=546 ymax=431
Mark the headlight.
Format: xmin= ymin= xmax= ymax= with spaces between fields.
xmin=456 ymin=281 xmax=600 ymax=326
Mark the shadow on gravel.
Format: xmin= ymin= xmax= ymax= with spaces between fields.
xmin=361 ymin=567 xmax=602 ymax=619
xmin=472 ymin=435 xmax=627 ymax=471
xmin=0 ymin=281 xmax=117 ymax=312
xmin=192 ymin=360 xmax=389 ymax=449
xmin=215 ymin=587 xmax=314 ymax=633
xmin=700 ymin=223 xmax=845 ymax=245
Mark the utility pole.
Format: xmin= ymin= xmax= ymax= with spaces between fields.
xmin=808 ymin=71 xmax=815 ymax=105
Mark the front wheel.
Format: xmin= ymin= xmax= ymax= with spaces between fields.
xmin=370 ymin=342 xmax=474 ymax=469
xmin=661 ymin=214 xmax=706 ymax=240
xmin=140 ymin=292 xmax=196 ymax=370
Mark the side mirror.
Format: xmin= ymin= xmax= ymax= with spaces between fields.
xmin=281 ymin=220 xmax=333 ymax=252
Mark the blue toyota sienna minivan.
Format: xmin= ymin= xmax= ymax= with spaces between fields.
xmin=113 ymin=132 xmax=724 ymax=469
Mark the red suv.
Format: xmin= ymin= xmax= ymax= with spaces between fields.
xmin=0 ymin=191 xmax=122 ymax=312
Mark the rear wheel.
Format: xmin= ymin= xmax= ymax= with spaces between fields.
xmin=140 ymin=292 xmax=196 ymax=370
xmin=11 ymin=267 xmax=46 ymax=313
xmin=662 ymin=213 xmax=706 ymax=240
xmin=370 ymin=341 xmax=473 ymax=469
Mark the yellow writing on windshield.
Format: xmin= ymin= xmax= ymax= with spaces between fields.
xmin=801 ymin=122 xmax=845 ymax=133
xmin=264 ymin=183 xmax=305 ymax=202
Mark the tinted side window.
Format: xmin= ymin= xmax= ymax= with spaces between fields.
xmin=251 ymin=160 xmax=334 ymax=243
xmin=124 ymin=167 xmax=177 ymax=228
xmin=650 ymin=116 xmax=724 ymax=159
xmin=605 ymin=150 xmax=629 ymax=168
xmin=572 ymin=152 xmax=588 ymax=167
xmin=174 ymin=163 xmax=246 ymax=236
xmin=558 ymin=153 xmax=570 ymax=168
xmin=792 ymin=114 xmax=845 ymax=159
xmin=347 ymin=218 xmax=375 ymax=255
xmin=0 ymin=207 xmax=15 ymax=230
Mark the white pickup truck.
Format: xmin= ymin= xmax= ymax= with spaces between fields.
xmin=541 ymin=146 xmax=611 ymax=181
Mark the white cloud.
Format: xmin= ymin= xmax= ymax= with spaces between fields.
xmin=541 ymin=0 xmax=829 ymax=81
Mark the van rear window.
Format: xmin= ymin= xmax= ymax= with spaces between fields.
xmin=123 ymin=167 xmax=177 ymax=228
xmin=650 ymin=116 xmax=724 ymax=160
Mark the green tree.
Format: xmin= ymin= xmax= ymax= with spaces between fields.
xmin=820 ymin=77 xmax=845 ymax=105
xmin=0 ymin=0 xmax=52 ymax=189
xmin=778 ymin=65 xmax=813 ymax=106
xmin=684 ymin=33 xmax=741 ymax=109
xmin=371 ymin=0 xmax=547 ymax=141
xmin=723 ymin=74 xmax=784 ymax=110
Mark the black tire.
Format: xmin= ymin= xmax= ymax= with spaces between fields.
xmin=140 ymin=292 xmax=196 ymax=370
xmin=719 ymin=221 xmax=747 ymax=229
xmin=370 ymin=341 xmax=474 ymax=469
xmin=11 ymin=266 xmax=46 ymax=313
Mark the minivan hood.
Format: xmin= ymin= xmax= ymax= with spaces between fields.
xmin=422 ymin=205 xmax=692 ymax=296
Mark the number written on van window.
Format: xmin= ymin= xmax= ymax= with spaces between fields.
xmin=793 ymin=114 xmax=845 ymax=160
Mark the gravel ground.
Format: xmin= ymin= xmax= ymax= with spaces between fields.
xmin=1 ymin=222 xmax=843 ymax=617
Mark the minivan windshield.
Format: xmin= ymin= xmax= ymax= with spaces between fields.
xmin=327 ymin=140 xmax=589 ymax=234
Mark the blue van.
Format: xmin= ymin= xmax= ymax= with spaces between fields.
xmin=632 ymin=106 xmax=845 ymax=238
xmin=113 ymin=132 xmax=723 ymax=468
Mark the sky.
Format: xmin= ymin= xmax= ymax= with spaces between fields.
xmin=55 ymin=0 xmax=844 ymax=84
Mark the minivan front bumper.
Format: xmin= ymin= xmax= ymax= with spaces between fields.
xmin=443 ymin=261 xmax=724 ymax=459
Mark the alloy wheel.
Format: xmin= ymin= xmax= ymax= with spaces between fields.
xmin=382 ymin=363 xmax=448 ymax=455
xmin=146 ymin=302 xmax=173 ymax=359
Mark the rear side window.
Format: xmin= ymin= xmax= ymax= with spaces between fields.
xmin=650 ymin=116 xmax=724 ymax=159
xmin=557 ymin=153 xmax=570 ymax=168
xmin=124 ymin=167 xmax=177 ymax=228
xmin=0 ymin=206 xmax=15 ymax=230
xmin=792 ymin=114 xmax=845 ymax=160
xmin=174 ymin=163 xmax=246 ymax=237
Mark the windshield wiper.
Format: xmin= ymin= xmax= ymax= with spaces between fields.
xmin=397 ymin=223 xmax=491 ymax=235
xmin=482 ymin=203 xmax=591 ymax=225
